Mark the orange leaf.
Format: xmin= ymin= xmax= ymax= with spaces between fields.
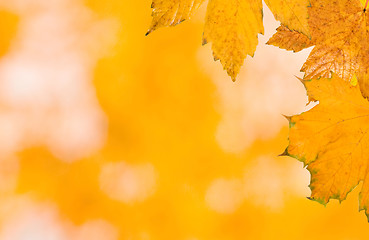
xmin=269 ymin=0 xmax=369 ymax=97
xmin=267 ymin=25 xmax=312 ymax=53
xmin=147 ymin=0 xmax=310 ymax=80
xmin=286 ymin=75 xmax=369 ymax=218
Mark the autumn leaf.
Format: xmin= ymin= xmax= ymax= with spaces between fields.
xmin=202 ymin=0 xmax=264 ymax=80
xmin=147 ymin=0 xmax=310 ymax=80
xmin=146 ymin=0 xmax=205 ymax=35
xmin=268 ymin=0 xmax=369 ymax=97
xmin=267 ymin=25 xmax=312 ymax=52
xmin=263 ymin=0 xmax=310 ymax=37
xmin=285 ymin=74 xmax=369 ymax=218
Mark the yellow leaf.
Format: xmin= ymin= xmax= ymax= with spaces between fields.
xmin=286 ymin=75 xmax=369 ymax=217
xmin=147 ymin=0 xmax=205 ymax=34
xmin=202 ymin=0 xmax=263 ymax=81
xmin=305 ymin=0 xmax=369 ymax=96
xmin=264 ymin=0 xmax=310 ymax=37
xmin=301 ymin=44 xmax=360 ymax=81
xmin=269 ymin=0 xmax=369 ymax=97
xmin=148 ymin=0 xmax=310 ymax=80
xmin=267 ymin=25 xmax=312 ymax=52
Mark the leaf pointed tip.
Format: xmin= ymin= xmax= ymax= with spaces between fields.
xmin=307 ymin=196 xmax=328 ymax=207
xmin=145 ymin=29 xmax=152 ymax=36
xmin=295 ymin=76 xmax=305 ymax=83
xmin=278 ymin=148 xmax=289 ymax=157
xmin=227 ymin=70 xmax=238 ymax=82
xmin=282 ymin=114 xmax=292 ymax=122
xmin=202 ymin=37 xmax=208 ymax=46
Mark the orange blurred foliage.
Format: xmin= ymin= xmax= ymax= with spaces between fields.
xmin=0 ymin=1 xmax=367 ymax=240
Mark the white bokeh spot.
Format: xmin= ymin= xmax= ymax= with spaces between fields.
xmin=0 ymin=0 xmax=119 ymax=161
xmin=100 ymin=162 xmax=158 ymax=204
xmin=205 ymin=178 xmax=244 ymax=214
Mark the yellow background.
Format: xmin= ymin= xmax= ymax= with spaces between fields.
xmin=0 ymin=0 xmax=368 ymax=239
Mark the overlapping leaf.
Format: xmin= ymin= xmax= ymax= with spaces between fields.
xmin=202 ymin=0 xmax=264 ymax=80
xmin=264 ymin=0 xmax=310 ymax=37
xmin=268 ymin=0 xmax=369 ymax=97
xmin=267 ymin=25 xmax=312 ymax=52
xmin=146 ymin=0 xmax=206 ymax=35
xmin=147 ymin=0 xmax=310 ymax=80
xmin=285 ymin=75 xmax=369 ymax=217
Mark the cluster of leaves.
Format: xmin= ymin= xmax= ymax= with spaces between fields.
xmin=147 ymin=0 xmax=369 ymax=220
xmin=146 ymin=0 xmax=310 ymax=80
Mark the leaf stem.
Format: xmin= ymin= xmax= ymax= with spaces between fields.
xmin=366 ymin=0 xmax=369 ymax=11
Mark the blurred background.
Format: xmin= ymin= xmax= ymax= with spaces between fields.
xmin=0 ymin=0 xmax=368 ymax=239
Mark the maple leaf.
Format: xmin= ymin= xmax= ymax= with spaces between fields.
xmin=263 ymin=0 xmax=310 ymax=37
xmin=284 ymin=74 xmax=369 ymax=218
xmin=146 ymin=0 xmax=205 ymax=35
xmin=202 ymin=0 xmax=264 ymax=80
xmin=268 ymin=0 xmax=369 ymax=97
xmin=147 ymin=0 xmax=310 ymax=80
xmin=267 ymin=25 xmax=312 ymax=52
